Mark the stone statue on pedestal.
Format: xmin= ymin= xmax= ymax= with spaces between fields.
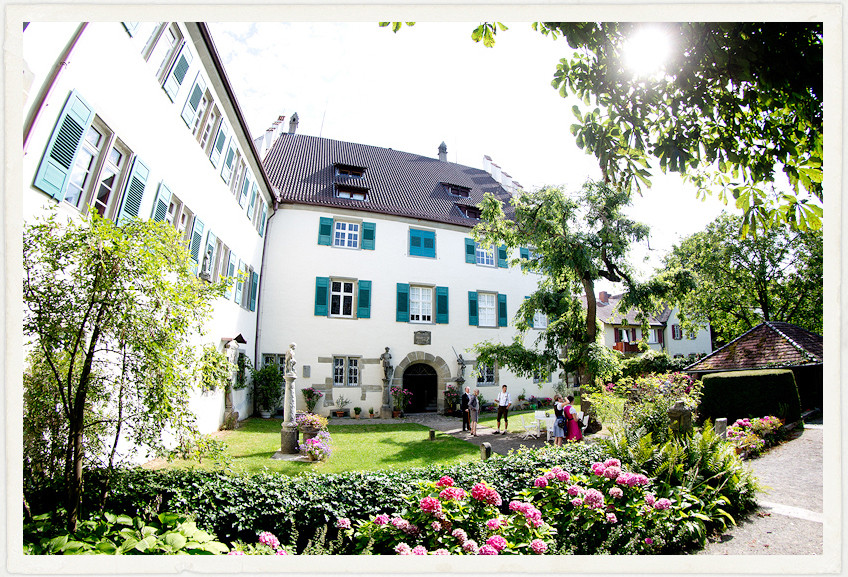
xmin=380 ymin=346 xmax=394 ymax=419
xmin=284 ymin=342 xmax=297 ymax=376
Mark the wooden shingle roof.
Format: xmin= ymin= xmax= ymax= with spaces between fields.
xmin=262 ymin=133 xmax=514 ymax=227
xmin=685 ymin=321 xmax=823 ymax=372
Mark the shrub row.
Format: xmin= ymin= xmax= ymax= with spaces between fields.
xmin=698 ymin=369 xmax=801 ymax=424
xmin=28 ymin=444 xmax=606 ymax=552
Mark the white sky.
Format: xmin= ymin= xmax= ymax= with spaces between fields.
xmin=208 ymin=21 xmax=739 ymax=291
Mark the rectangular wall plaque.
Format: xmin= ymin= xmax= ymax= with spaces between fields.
xmin=414 ymin=331 xmax=431 ymax=345
xmin=302 ymin=365 xmax=311 ymax=378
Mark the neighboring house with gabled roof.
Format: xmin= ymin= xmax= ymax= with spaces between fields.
xmin=685 ymin=321 xmax=823 ymax=410
xmin=581 ymin=291 xmax=712 ymax=358
xmin=257 ymin=131 xmax=555 ymax=415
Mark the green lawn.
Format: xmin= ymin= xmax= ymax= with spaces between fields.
xmin=149 ymin=418 xmax=480 ymax=476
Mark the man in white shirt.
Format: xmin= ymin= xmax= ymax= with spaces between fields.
xmin=493 ymin=384 xmax=511 ymax=435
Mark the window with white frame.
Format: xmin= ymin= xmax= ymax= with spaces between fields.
xmin=199 ymin=106 xmax=220 ymax=153
xmin=533 ymin=311 xmax=548 ymax=329
xmin=476 ymin=243 xmax=495 ymax=267
xmin=166 ymin=195 xmax=194 ymax=244
xmin=262 ymin=353 xmax=281 ymax=368
xmin=335 ymin=185 xmax=368 ymax=201
xmin=333 ymin=221 xmax=360 ymax=249
xmin=147 ymin=23 xmax=182 ymax=82
xmin=477 ymin=363 xmax=495 ymax=386
xmin=671 ymin=324 xmax=683 ymax=340
xmin=647 ymin=328 xmax=663 ymax=344
xmin=330 ymin=280 xmax=355 ymax=317
xmin=409 ymin=286 xmax=433 ymax=323
xmin=477 ymin=293 xmax=497 ymax=327
xmin=333 ymin=356 xmax=360 ymax=387
xmin=191 ymin=92 xmax=211 ymax=137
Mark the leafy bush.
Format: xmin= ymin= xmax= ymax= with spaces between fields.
xmin=250 ymin=364 xmax=285 ymax=411
xmin=698 ymin=369 xmax=801 ymax=424
xmin=726 ymin=416 xmax=787 ymax=458
xmin=620 ymin=350 xmax=690 ymax=378
xmin=301 ymin=387 xmax=324 ymax=413
xmin=24 ymin=510 xmax=228 ymax=555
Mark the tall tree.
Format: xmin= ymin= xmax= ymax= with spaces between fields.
xmin=382 ymin=21 xmax=824 ymax=233
xmin=23 ymin=210 xmax=224 ymax=531
xmin=658 ymin=213 xmax=823 ymax=347
xmin=472 ymin=181 xmax=654 ymax=385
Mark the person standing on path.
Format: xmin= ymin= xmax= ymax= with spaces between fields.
xmin=493 ymin=385 xmax=512 ymax=435
xmin=468 ymin=389 xmax=480 ymax=436
xmin=552 ymin=394 xmax=566 ymax=446
xmin=460 ymin=386 xmax=471 ymax=432
xmin=564 ymin=395 xmax=582 ymax=442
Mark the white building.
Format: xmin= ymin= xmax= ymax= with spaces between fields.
xmin=590 ymin=291 xmax=712 ymax=358
xmin=22 ymin=22 xmax=277 ymax=432
xmin=258 ymin=134 xmax=558 ymax=415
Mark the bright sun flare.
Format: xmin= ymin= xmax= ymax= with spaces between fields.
xmin=623 ymin=27 xmax=671 ymax=78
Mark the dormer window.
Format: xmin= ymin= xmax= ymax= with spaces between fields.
xmin=335 ymin=184 xmax=368 ymax=201
xmin=457 ymin=204 xmax=481 ymax=220
xmin=443 ymin=182 xmax=471 ymax=198
xmin=334 ymin=163 xmax=366 ymax=179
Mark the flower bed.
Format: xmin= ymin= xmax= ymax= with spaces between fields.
xmin=726 ymin=415 xmax=785 ymax=458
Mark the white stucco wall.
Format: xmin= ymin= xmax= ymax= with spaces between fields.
xmin=22 ymin=22 xmax=271 ymax=434
xmin=258 ymin=204 xmax=562 ymax=415
xmin=664 ymin=308 xmax=712 ymax=358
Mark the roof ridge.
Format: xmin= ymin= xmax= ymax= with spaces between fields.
xmin=764 ymin=321 xmax=823 ymax=363
xmin=683 ymin=322 xmax=765 ymax=371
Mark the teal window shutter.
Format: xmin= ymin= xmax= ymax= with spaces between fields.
xmin=357 ymin=280 xmax=372 ymax=318
xmin=410 ymin=229 xmax=435 ymax=257
xmin=116 ymin=157 xmax=150 ymax=226
xmin=258 ymin=203 xmax=268 ymax=237
xmin=209 ymin=123 xmax=229 ymax=167
xmin=468 ymin=291 xmax=478 ymax=326
xmin=224 ymin=253 xmax=235 ymax=298
xmin=189 ymin=217 xmax=205 ymax=265
xmin=163 ymin=43 xmax=193 ymax=102
xmin=497 ymin=245 xmax=508 ymax=268
xmin=409 ymin=229 xmax=422 ymax=254
xmin=221 ymin=144 xmax=236 ymax=183
xmin=238 ymin=173 xmax=251 ymax=207
xmin=396 ymin=283 xmax=410 ymax=322
xmin=361 ymin=222 xmax=376 ymax=250
xmin=520 ymin=247 xmax=530 ymax=270
xmin=315 ymin=277 xmax=330 ymax=316
xmin=234 ymin=259 xmax=244 ymax=303
xmin=465 ymin=238 xmax=476 ymax=263
xmin=249 ymin=271 xmax=259 ymax=312
xmin=150 ymin=182 xmax=172 ymax=221
xmin=180 ymin=72 xmax=206 ymax=127
xmin=498 ymin=293 xmax=508 ymax=327
xmin=247 ymin=182 xmax=257 ymax=219
xmin=317 ymin=217 xmax=333 ymax=245
xmin=33 ymin=90 xmax=96 ymax=200
xmin=435 ymin=286 xmax=449 ymax=324
xmin=203 ymin=230 xmax=217 ymax=271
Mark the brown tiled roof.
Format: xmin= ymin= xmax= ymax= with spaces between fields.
xmin=262 ymin=133 xmax=514 ymax=227
xmin=685 ymin=321 xmax=822 ymax=372
xmin=579 ymin=293 xmax=671 ymax=326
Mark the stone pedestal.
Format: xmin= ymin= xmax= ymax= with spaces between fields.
xmin=276 ymin=372 xmax=299 ymax=455
xmin=714 ymin=417 xmax=728 ymax=440
xmin=668 ymin=401 xmax=693 ymax=437
xmin=279 ymin=423 xmax=299 ymax=454
xmin=380 ymin=377 xmax=393 ymax=419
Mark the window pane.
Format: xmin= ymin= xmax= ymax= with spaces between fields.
xmin=334 ymin=358 xmax=345 ymax=385
xmin=478 ymin=293 xmax=496 ymax=327
xmin=331 ymin=294 xmax=341 ymax=315
xmin=348 ymin=358 xmax=358 ymax=386
xmin=342 ymin=295 xmax=352 ymax=316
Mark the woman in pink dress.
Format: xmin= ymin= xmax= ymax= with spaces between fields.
xmin=564 ymin=395 xmax=583 ymax=442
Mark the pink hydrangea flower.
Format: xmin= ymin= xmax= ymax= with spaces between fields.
xmin=478 ymin=544 xmax=499 ymax=555
xmin=395 ymin=543 xmax=413 ymax=555
xmin=391 ymin=517 xmax=409 ymax=530
xmin=534 ymin=476 xmax=549 ymax=488
xmin=374 ymin=514 xmax=389 ymax=526
xmin=462 ymin=539 xmax=479 ymax=554
xmin=486 ymin=535 xmax=508 ymax=551
xmin=551 ymin=466 xmax=564 ymax=474
xmin=486 ymin=518 xmax=502 ymax=531
xmin=335 ymin=518 xmax=351 ymax=530
xmin=606 ymin=513 xmax=618 ymax=524
xmin=471 ymin=483 xmax=488 ymax=500
xmin=603 ymin=466 xmax=622 ymax=480
xmin=523 ymin=506 xmax=542 ymax=523
xmin=275 ymin=549 xmax=289 ymax=555
xmin=439 ymin=487 xmax=467 ymax=501
xmin=567 ymin=485 xmax=583 ymax=496
xmin=644 ymin=493 xmax=656 ymax=506
xmin=590 ymin=462 xmax=606 ymax=476
xmin=543 ymin=471 xmax=556 ymax=480
xmin=258 ymin=531 xmax=280 ymax=549
xmin=530 ymin=539 xmax=548 ymax=554
xmin=654 ymin=498 xmax=672 ymax=510
xmin=608 ymin=487 xmax=623 ymax=499
xmin=420 ymin=496 xmax=442 ymax=514
xmin=508 ymin=500 xmax=524 ymax=512
xmin=583 ymin=488 xmax=605 ymax=509
xmin=227 ymin=550 xmax=246 ymax=555
xmin=431 ymin=549 xmax=450 ymax=555
xmin=412 ymin=545 xmax=428 ymax=555
xmin=531 ymin=518 xmax=544 ymax=528
xmin=435 ymin=475 xmax=455 ymax=487
xmin=604 ymin=458 xmax=621 ymax=468
xmin=571 ymin=498 xmax=584 ymax=507
xmin=555 ymin=470 xmax=570 ymax=482
xmin=645 ymin=537 xmax=654 ymax=545
xmin=431 ymin=521 xmax=442 ymax=532
xmin=452 ymin=528 xmax=468 ymax=543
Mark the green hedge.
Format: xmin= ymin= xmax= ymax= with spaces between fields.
xmin=698 ymin=369 xmax=801 ymax=424
xmin=27 ymin=444 xmax=606 ymax=552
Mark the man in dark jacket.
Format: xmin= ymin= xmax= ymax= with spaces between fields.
xmin=460 ymin=386 xmax=471 ymax=431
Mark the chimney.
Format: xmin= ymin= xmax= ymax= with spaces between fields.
xmin=438 ymin=141 xmax=448 ymax=161
xmin=598 ymin=291 xmax=610 ymax=304
xmin=288 ymin=112 xmax=299 ymax=134
xmin=482 ymin=154 xmax=492 ymax=174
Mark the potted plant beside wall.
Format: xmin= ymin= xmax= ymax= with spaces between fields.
xmin=251 ymin=364 xmax=284 ymax=419
xmin=353 ymin=407 xmax=362 ymax=419
xmin=391 ymin=386 xmax=413 ymax=418
xmin=369 ymin=407 xmax=376 ymax=419
xmin=334 ymin=395 xmax=350 ymax=418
